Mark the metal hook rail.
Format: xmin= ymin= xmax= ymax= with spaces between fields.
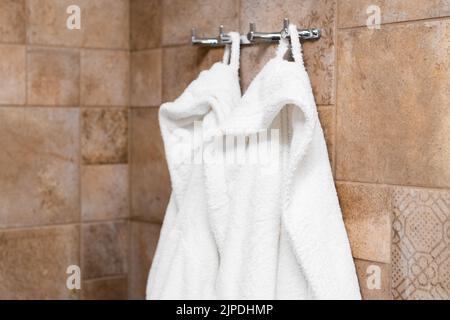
xmin=191 ymin=18 xmax=321 ymax=47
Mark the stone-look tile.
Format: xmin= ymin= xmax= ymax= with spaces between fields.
xmin=391 ymin=188 xmax=450 ymax=300
xmin=27 ymin=0 xmax=129 ymax=49
xmin=131 ymin=49 xmax=162 ymax=107
xmin=162 ymin=0 xmax=239 ymax=46
xmin=130 ymin=0 xmax=162 ymax=50
xmin=240 ymin=0 xmax=336 ymax=105
xmin=0 ymin=45 xmax=26 ymax=105
xmin=81 ymin=50 xmax=130 ymax=106
xmin=338 ymin=0 xmax=450 ymax=29
xmin=355 ymin=259 xmax=392 ymax=300
xmin=337 ymin=21 xmax=450 ymax=188
xmin=130 ymin=108 xmax=170 ymax=223
xmin=318 ymin=107 xmax=334 ymax=167
xmin=27 ymin=48 xmax=80 ymax=106
xmin=82 ymin=221 xmax=128 ymax=279
xmin=82 ymin=277 xmax=128 ymax=300
xmin=0 ymin=225 xmax=80 ymax=299
xmin=0 ymin=0 xmax=26 ymax=43
xmin=0 ymin=108 xmax=79 ymax=228
xmin=81 ymin=108 xmax=128 ymax=164
xmin=337 ymin=183 xmax=392 ymax=263
xmin=81 ymin=165 xmax=129 ymax=222
xmin=162 ymin=45 xmax=224 ymax=102
xmin=129 ymin=222 xmax=161 ymax=299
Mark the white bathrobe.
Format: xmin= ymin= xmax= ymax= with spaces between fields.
xmin=147 ymin=25 xmax=361 ymax=300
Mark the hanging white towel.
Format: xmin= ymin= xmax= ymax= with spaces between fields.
xmin=205 ymin=24 xmax=361 ymax=299
xmin=146 ymin=33 xmax=242 ymax=299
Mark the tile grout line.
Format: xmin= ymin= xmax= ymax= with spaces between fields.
xmin=333 ymin=0 xmax=338 ymax=177
xmin=335 ymin=179 xmax=450 ymax=192
xmin=338 ymin=14 xmax=450 ymax=31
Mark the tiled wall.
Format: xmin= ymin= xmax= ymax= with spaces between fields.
xmin=0 ymin=0 xmax=130 ymax=299
xmin=1 ymin=0 xmax=449 ymax=300
xmin=130 ymin=0 xmax=450 ymax=300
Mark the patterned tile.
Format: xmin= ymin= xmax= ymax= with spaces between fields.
xmin=392 ymin=188 xmax=450 ymax=300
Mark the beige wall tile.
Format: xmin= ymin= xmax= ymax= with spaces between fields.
xmin=240 ymin=0 xmax=336 ymax=105
xmin=162 ymin=0 xmax=239 ymax=46
xmin=27 ymin=0 xmax=83 ymax=47
xmin=81 ymin=50 xmax=129 ymax=106
xmin=0 ymin=0 xmax=26 ymax=43
xmin=82 ymin=221 xmax=128 ymax=279
xmin=131 ymin=49 xmax=162 ymax=107
xmin=81 ymin=108 xmax=128 ymax=164
xmin=81 ymin=0 xmax=129 ymax=49
xmin=81 ymin=165 xmax=129 ymax=222
xmin=82 ymin=276 xmax=128 ymax=300
xmin=162 ymin=45 xmax=224 ymax=102
xmin=129 ymin=222 xmax=160 ymax=299
xmin=336 ymin=21 xmax=450 ymax=188
xmin=391 ymin=187 xmax=450 ymax=300
xmin=355 ymin=259 xmax=392 ymax=300
xmin=130 ymin=0 xmax=162 ymax=50
xmin=318 ymin=107 xmax=334 ymax=168
xmin=0 ymin=44 xmax=26 ymax=105
xmin=27 ymin=0 xmax=129 ymax=49
xmin=27 ymin=47 xmax=80 ymax=106
xmin=0 ymin=225 xmax=80 ymax=299
xmin=337 ymin=183 xmax=392 ymax=263
xmin=0 ymin=107 xmax=79 ymax=229
xmin=338 ymin=0 xmax=450 ymax=29
xmin=130 ymin=108 xmax=170 ymax=223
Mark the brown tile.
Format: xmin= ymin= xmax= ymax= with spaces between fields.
xmin=27 ymin=0 xmax=129 ymax=49
xmin=318 ymin=107 xmax=334 ymax=167
xmin=81 ymin=108 xmax=128 ymax=164
xmin=81 ymin=165 xmax=129 ymax=222
xmin=27 ymin=0 xmax=83 ymax=47
xmin=337 ymin=183 xmax=392 ymax=263
xmin=162 ymin=45 xmax=224 ymax=102
xmin=336 ymin=21 xmax=450 ymax=188
xmin=0 ymin=225 xmax=80 ymax=299
xmin=355 ymin=259 xmax=392 ymax=300
xmin=131 ymin=49 xmax=162 ymax=107
xmin=162 ymin=0 xmax=239 ymax=46
xmin=81 ymin=50 xmax=129 ymax=106
xmin=27 ymin=47 xmax=80 ymax=106
xmin=391 ymin=188 xmax=450 ymax=300
xmin=130 ymin=108 xmax=170 ymax=223
xmin=240 ymin=0 xmax=336 ymax=105
xmin=338 ymin=0 xmax=450 ymax=29
xmin=129 ymin=222 xmax=160 ymax=299
xmin=0 ymin=44 xmax=26 ymax=105
xmin=0 ymin=0 xmax=26 ymax=43
xmin=82 ymin=276 xmax=128 ymax=300
xmin=81 ymin=0 xmax=129 ymax=49
xmin=0 ymin=108 xmax=79 ymax=228
xmin=82 ymin=221 xmax=128 ymax=279
xmin=130 ymin=0 xmax=162 ymax=50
